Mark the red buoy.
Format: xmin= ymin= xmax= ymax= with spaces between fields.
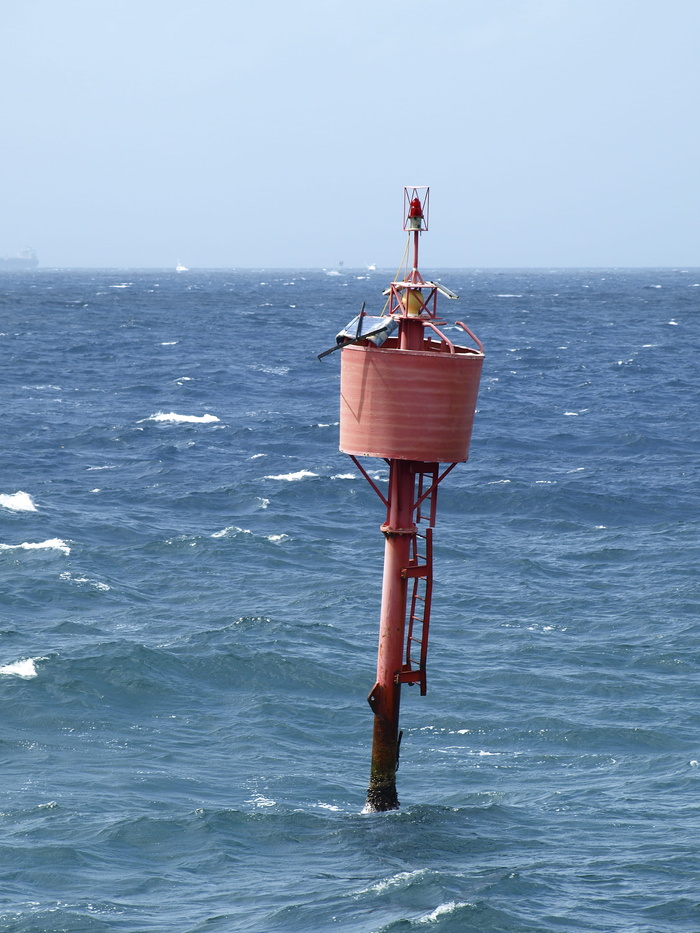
xmin=322 ymin=187 xmax=484 ymax=810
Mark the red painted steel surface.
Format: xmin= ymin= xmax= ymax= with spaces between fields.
xmin=339 ymin=340 xmax=484 ymax=463
xmin=365 ymin=458 xmax=417 ymax=811
xmin=333 ymin=187 xmax=486 ymax=809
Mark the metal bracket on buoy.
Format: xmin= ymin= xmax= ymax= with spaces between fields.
xmin=367 ymin=682 xmax=381 ymax=715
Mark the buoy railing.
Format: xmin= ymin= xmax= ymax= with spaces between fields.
xmin=423 ymin=320 xmax=456 ymax=353
xmin=455 ymin=321 xmax=485 ymax=354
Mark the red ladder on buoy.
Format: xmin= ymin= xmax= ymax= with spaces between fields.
xmin=396 ymin=464 xmax=438 ymax=695
xmin=397 ymin=525 xmax=433 ymax=695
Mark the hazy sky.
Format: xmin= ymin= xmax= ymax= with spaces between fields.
xmin=2 ymin=0 xmax=699 ymax=268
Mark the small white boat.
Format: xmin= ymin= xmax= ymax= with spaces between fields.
xmin=176 ymin=260 xmax=189 ymax=272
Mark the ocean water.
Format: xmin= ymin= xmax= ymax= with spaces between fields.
xmin=0 ymin=266 xmax=698 ymax=932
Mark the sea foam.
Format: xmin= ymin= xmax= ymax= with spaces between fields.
xmin=0 ymin=658 xmax=42 ymax=678
xmin=0 ymin=491 xmax=37 ymax=511
xmin=264 ymin=470 xmax=318 ymax=481
xmin=0 ymin=538 xmax=70 ymax=555
xmin=421 ymin=901 xmax=470 ymax=922
xmin=146 ymin=412 xmax=220 ymax=424
xmin=211 ymin=526 xmax=252 ymax=538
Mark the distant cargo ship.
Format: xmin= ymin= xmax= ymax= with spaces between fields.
xmin=0 ymin=248 xmax=38 ymax=270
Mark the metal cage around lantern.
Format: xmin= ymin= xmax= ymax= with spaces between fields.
xmin=403 ymin=186 xmax=429 ymax=232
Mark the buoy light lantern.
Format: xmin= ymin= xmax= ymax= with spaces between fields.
xmin=404 ymin=187 xmax=428 ymax=232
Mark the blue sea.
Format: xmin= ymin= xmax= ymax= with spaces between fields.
xmin=0 ymin=266 xmax=698 ymax=932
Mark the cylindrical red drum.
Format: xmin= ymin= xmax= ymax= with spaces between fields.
xmin=340 ymin=339 xmax=484 ymax=463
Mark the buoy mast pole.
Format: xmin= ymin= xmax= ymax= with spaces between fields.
xmin=407 ymin=192 xmax=424 ymax=284
xmin=411 ymin=227 xmax=420 ymax=278
xmin=366 ymin=458 xmax=418 ymax=810
xmin=365 ymin=192 xmax=428 ymax=811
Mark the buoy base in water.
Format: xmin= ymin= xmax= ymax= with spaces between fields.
xmin=365 ymin=778 xmax=400 ymax=813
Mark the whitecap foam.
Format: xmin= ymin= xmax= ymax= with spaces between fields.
xmin=265 ymin=534 xmax=289 ymax=543
xmin=0 ymin=538 xmax=70 ymax=555
xmin=145 ymin=412 xmax=220 ymax=424
xmin=0 ymin=491 xmax=37 ymax=511
xmin=211 ymin=526 xmax=252 ymax=538
xmin=0 ymin=657 xmax=43 ymax=678
xmin=359 ymin=870 xmax=427 ymax=894
xmin=60 ymin=571 xmax=109 ymax=590
xmin=250 ymin=794 xmax=275 ymax=808
xmin=264 ymin=470 xmax=317 ymax=481
xmin=420 ymin=901 xmax=470 ymax=922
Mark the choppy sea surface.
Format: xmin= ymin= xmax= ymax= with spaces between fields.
xmin=1 ymin=267 xmax=698 ymax=932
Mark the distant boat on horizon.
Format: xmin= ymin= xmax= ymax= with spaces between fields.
xmin=176 ymin=260 xmax=189 ymax=272
xmin=0 ymin=247 xmax=38 ymax=271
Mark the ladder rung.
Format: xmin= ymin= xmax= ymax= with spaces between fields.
xmin=402 ymin=566 xmax=429 ymax=579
